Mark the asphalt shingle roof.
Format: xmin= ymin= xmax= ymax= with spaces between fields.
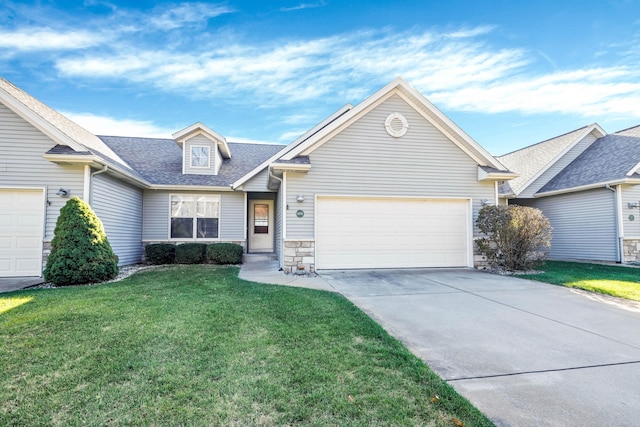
xmin=99 ymin=136 xmax=284 ymax=187
xmin=496 ymin=126 xmax=588 ymax=195
xmin=538 ymin=134 xmax=640 ymax=193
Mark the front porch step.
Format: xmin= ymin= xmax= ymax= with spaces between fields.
xmin=243 ymin=253 xmax=277 ymax=263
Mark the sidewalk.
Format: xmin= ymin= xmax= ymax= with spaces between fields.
xmin=238 ymin=259 xmax=335 ymax=292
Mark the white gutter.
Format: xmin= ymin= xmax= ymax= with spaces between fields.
xmin=534 ymin=179 xmax=640 ymax=197
xmin=88 ymin=165 xmax=108 ymax=205
xmin=614 ymin=184 xmax=624 ymax=263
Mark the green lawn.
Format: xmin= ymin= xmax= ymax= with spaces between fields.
xmin=519 ymin=261 xmax=640 ymax=302
xmin=1 ymin=265 xmax=492 ymax=426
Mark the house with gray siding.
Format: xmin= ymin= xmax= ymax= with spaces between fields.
xmin=0 ymin=76 xmax=518 ymax=277
xmin=498 ymin=124 xmax=640 ymax=263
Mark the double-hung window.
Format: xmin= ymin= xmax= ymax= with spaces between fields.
xmin=170 ymin=195 xmax=219 ymax=239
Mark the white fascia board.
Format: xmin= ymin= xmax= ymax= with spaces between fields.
xmin=626 ymin=161 xmax=640 ymax=177
xmin=231 ymin=104 xmax=353 ymax=189
xmin=515 ymin=124 xmax=604 ymax=197
xmin=148 ymin=184 xmax=234 ymax=192
xmin=285 ymin=103 xmax=353 ymax=149
xmin=477 ymin=167 xmax=520 ymax=181
xmin=42 ymin=153 xmax=150 ymax=189
xmin=534 ymin=178 xmax=640 ymax=197
xmin=230 ymin=148 xmax=291 ymax=190
xmin=42 ymin=153 xmax=99 ymax=165
xmin=270 ymin=163 xmax=311 ymax=172
xmin=0 ymin=87 xmax=87 ymax=152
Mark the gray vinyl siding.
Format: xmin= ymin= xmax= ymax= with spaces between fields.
xmin=0 ymin=102 xmax=84 ymax=241
xmin=519 ymin=133 xmax=597 ymax=198
xmin=622 ymin=184 xmax=640 ymax=238
xmin=91 ymin=173 xmax=143 ymax=266
xmin=285 ymin=94 xmax=495 ymax=239
xmin=142 ymin=190 xmax=245 ymax=241
xmin=242 ymin=168 xmax=271 ymax=192
xmin=514 ymin=189 xmax=618 ymax=261
xmin=183 ymin=136 xmax=218 ymax=176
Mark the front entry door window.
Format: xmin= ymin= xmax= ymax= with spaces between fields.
xmin=254 ymin=204 xmax=269 ymax=234
xmin=249 ymin=200 xmax=274 ymax=253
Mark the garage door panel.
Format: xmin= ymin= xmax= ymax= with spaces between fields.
xmin=0 ymin=189 xmax=44 ymax=276
xmin=316 ymin=197 xmax=469 ymax=269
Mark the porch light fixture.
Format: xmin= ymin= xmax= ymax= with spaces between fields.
xmin=296 ymin=195 xmax=305 ymax=203
xmin=56 ymin=188 xmax=69 ymax=197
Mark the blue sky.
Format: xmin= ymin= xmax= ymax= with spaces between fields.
xmin=1 ymin=0 xmax=639 ymax=155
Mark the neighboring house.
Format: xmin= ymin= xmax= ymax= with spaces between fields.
xmin=0 ymin=76 xmax=516 ymax=277
xmin=498 ymin=124 xmax=640 ymax=263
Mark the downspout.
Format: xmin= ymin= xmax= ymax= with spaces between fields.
xmin=606 ymin=184 xmax=623 ymax=263
xmin=268 ymin=166 xmax=284 ymax=268
xmin=88 ymin=165 xmax=109 ymax=205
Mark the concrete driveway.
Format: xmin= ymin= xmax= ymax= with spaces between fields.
xmin=320 ymin=268 xmax=640 ymax=427
xmin=0 ymin=276 xmax=44 ymax=293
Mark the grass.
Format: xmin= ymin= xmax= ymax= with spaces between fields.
xmin=518 ymin=260 xmax=640 ymax=302
xmin=0 ymin=265 xmax=492 ymax=426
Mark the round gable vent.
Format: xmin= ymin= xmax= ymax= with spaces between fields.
xmin=384 ymin=112 xmax=408 ymax=138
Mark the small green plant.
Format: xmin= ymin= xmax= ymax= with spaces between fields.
xmin=207 ymin=243 xmax=243 ymax=264
xmin=476 ymin=204 xmax=552 ymax=271
xmin=175 ymin=243 xmax=207 ymax=264
xmin=145 ymin=243 xmax=176 ymax=265
xmin=43 ymin=197 xmax=118 ymax=285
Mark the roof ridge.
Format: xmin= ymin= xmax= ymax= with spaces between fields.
xmin=497 ymin=125 xmax=589 ymax=157
xmin=614 ymin=124 xmax=640 ymax=135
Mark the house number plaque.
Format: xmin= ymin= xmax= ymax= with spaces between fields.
xmin=296 ymin=210 xmax=304 ymax=218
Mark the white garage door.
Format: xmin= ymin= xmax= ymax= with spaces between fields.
xmin=316 ymin=197 xmax=470 ymax=269
xmin=0 ymin=189 xmax=44 ymax=276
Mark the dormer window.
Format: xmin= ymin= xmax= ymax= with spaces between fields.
xmin=191 ymin=145 xmax=210 ymax=168
xmin=173 ymin=122 xmax=232 ymax=176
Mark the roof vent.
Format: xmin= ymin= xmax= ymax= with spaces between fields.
xmin=384 ymin=112 xmax=408 ymax=138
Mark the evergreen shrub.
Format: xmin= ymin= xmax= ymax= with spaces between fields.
xmin=207 ymin=243 xmax=243 ymax=265
xmin=175 ymin=243 xmax=207 ymax=264
xmin=43 ymin=197 xmax=119 ymax=285
xmin=145 ymin=243 xmax=176 ymax=265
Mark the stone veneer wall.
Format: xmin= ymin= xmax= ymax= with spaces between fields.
xmin=283 ymin=240 xmax=315 ymax=274
xmin=623 ymin=239 xmax=640 ymax=262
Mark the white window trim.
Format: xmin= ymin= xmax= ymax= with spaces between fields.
xmin=168 ymin=194 xmax=221 ymax=241
xmin=190 ymin=145 xmax=211 ymax=169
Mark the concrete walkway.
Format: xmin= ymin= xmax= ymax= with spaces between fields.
xmin=0 ymin=276 xmax=44 ymax=293
xmin=239 ymin=262 xmax=640 ymax=426
xmin=238 ymin=260 xmax=335 ymax=292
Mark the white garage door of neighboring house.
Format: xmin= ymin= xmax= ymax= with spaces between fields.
xmin=315 ymin=196 xmax=470 ymax=269
xmin=0 ymin=189 xmax=44 ymax=277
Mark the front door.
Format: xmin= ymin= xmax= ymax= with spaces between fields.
xmin=249 ymin=200 xmax=274 ymax=253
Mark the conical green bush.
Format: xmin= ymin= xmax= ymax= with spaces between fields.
xmin=43 ymin=197 xmax=119 ymax=285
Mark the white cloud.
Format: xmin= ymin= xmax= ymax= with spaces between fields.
xmin=62 ymin=112 xmax=174 ymax=138
xmin=149 ymin=3 xmax=234 ymax=29
xmin=3 ymin=3 xmax=639 ymax=124
xmin=280 ymin=1 xmax=327 ymax=12
xmin=430 ymin=67 xmax=640 ymax=118
xmin=0 ymin=29 xmax=105 ymax=51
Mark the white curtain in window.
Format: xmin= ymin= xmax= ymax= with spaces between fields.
xmin=197 ymin=196 xmax=219 ymax=218
xmin=172 ymin=195 xmax=219 ymax=218
xmin=171 ymin=195 xmax=196 ymax=218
